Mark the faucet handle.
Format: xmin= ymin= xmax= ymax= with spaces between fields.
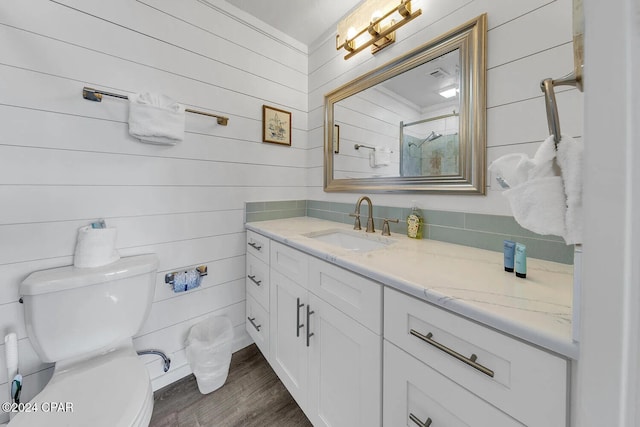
xmin=349 ymin=212 xmax=362 ymax=230
xmin=382 ymin=218 xmax=400 ymax=236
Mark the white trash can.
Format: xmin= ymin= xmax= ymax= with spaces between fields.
xmin=185 ymin=315 xmax=234 ymax=394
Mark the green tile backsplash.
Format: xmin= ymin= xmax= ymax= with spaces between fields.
xmin=245 ymin=200 xmax=574 ymax=265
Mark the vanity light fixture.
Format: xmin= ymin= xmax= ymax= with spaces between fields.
xmin=336 ymin=0 xmax=422 ymax=60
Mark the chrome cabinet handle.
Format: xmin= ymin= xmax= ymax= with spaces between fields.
xmin=306 ymin=305 xmax=315 ymax=347
xmin=247 ymin=316 xmax=261 ymax=332
xmin=247 ymin=275 xmax=262 ymax=286
xmin=296 ymin=298 xmax=304 ymax=337
xmin=410 ymin=329 xmax=494 ymax=378
xmin=410 ymin=414 xmax=432 ymax=427
xmin=248 ymin=242 xmax=262 ymax=251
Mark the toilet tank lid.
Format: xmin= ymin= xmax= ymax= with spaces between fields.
xmin=20 ymin=254 xmax=159 ymax=296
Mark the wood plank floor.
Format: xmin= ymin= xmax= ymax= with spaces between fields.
xmin=150 ymin=344 xmax=313 ymax=427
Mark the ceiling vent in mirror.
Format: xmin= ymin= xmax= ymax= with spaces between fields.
xmin=429 ymin=68 xmax=450 ymax=79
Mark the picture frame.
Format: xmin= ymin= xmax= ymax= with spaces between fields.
xmin=262 ymin=105 xmax=292 ymax=146
xmin=333 ymin=124 xmax=340 ymax=154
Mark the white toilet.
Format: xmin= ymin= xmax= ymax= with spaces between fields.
xmin=10 ymin=254 xmax=159 ymax=427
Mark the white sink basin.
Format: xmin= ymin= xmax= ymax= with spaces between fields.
xmin=304 ymin=229 xmax=392 ymax=252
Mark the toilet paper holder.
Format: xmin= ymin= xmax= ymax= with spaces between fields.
xmin=164 ymin=265 xmax=208 ymax=285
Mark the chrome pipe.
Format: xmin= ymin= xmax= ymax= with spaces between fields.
xmin=137 ymin=349 xmax=171 ymax=373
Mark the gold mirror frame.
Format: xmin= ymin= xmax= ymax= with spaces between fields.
xmin=324 ymin=14 xmax=487 ymax=194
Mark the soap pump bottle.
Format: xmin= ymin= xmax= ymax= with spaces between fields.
xmin=407 ymin=200 xmax=424 ymax=239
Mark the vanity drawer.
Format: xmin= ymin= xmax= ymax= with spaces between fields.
xmin=308 ymin=257 xmax=382 ymax=334
xmin=246 ymin=253 xmax=270 ymax=310
xmin=246 ymin=230 xmax=270 ymax=264
xmin=246 ymin=293 xmax=270 ymax=359
xmin=270 ymin=241 xmax=308 ymax=285
xmin=384 ymin=287 xmax=567 ymax=427
xmin=384 ymin=341 xmax=521 ymax=427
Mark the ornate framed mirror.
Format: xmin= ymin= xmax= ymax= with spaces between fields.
xmin=324 ymin=14 xmax=487 ymax=194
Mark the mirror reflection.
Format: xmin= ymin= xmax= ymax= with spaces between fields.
xmin=325 ymin=15 xmax=486 ymax=194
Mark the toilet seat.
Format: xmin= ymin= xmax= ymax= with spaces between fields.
xmin=9 ymin=353 xmax=152 ymax=427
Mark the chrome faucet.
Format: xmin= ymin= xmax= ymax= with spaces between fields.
xmin=350 ymin=196 xmax=375 ymax=233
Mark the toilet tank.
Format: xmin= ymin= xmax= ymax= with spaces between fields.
xmin=20 ymin=254 xmax=158 ymax=363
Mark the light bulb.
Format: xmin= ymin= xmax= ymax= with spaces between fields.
xmin=347 ymin=27 xmax=357 ymax=40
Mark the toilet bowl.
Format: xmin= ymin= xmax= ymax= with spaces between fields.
xmin=10 ymin=254 xmax=159 ymax=427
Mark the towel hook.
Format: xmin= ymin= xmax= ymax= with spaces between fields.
xmin=540 ymin=71 xmax=581 ymax=146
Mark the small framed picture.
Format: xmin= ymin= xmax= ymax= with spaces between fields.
xmin=262 ymin=105 xmax=292 ymax=146
xmin=333 ymin=124 xmax=340 ymax=154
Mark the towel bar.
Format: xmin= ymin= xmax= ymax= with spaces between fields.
xmin=354 ymin=144 xmax=393 ymax=153
xmin=82 ymin=86 xmax=229 ymax=126
xmin=164 ymin=265 xmax=208 ymax=285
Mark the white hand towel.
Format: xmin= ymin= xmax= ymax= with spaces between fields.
xmin=488 ymin=153 xmax=535 ymax=188
xmin=556 ymin=134 xmax=584 ymax=244
xmin=74 ymin=226 xmax=120 ymax=268
xmin=370 ymin=146 xmax=392 ymax=168
xmin=504 ymin=176 xmax=567 ymax=237
xmin=493 ymin=135 xmax=568 ymax=239
xmin=128 ymin=92 xmax=186 ymax=145
xmin=529 ymin=135 xmax=558 ymax=179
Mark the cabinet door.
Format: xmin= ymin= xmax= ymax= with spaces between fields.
xmin=384 ymin=341 xmax=523 ymax=427
xmin=307 ymin=294 xmax=382 ymax=427
xmin=270 ymin=269 xmax=308 ymax=409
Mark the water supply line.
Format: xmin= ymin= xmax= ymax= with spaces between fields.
xmin=137 ymin=349 xmax=171 ymax=373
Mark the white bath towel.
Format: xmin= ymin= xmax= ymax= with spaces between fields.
xmin=128 ymin=92 xmax=186 ymax=145
xmin=556 ymin=134 xmax=584 ymax=244
xmin=493 ymin=135 xmax=568 ymax=239
xmin=369 ymin=146 xmax=392 ymax=168
xmin=74 ymin=226 xmax=120 ymax=268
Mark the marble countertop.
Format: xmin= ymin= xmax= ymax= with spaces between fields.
xmin=246 ymin=217 xmax=578 ymax=359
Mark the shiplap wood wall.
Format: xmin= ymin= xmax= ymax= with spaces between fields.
xmin=0 ymin=0 xmax=308 ymax=415
xmin=308 ymin=0 xmax=583 ymax=215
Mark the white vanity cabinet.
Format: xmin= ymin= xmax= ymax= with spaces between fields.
xmin=245 ymin=230 xmax=271 ymax=358
xmin=384 ymin=287 xmax=568 ymax=427
xmin=248 ymin=236 xmax=383 ymax=427
xmin=246 ymin=225 xmax=571 ymax=427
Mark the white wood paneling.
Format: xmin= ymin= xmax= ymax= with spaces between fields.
xmin=0 ymin=0 xmax=308 ymax=406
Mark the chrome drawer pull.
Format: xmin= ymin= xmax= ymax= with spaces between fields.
xmin=409 ymin=329 xmax=495 ymax=378
xmin=409 ymin=413 xmax=432 ymax=427
xmin=296 ymin=298 xmax=304 ymax=337
xmin=248 ymin=316 xmax=261 ymax=332
xmin=248 ymin=242 xmax=262 ymax=251
xmin=306 ymin=305 xmax=315 ymax=347
xmin=247 ymin=275 xmax=262 ymax=286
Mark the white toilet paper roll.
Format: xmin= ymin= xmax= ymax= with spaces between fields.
xmin=73 ymin=226 xmax=120 ymax=268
